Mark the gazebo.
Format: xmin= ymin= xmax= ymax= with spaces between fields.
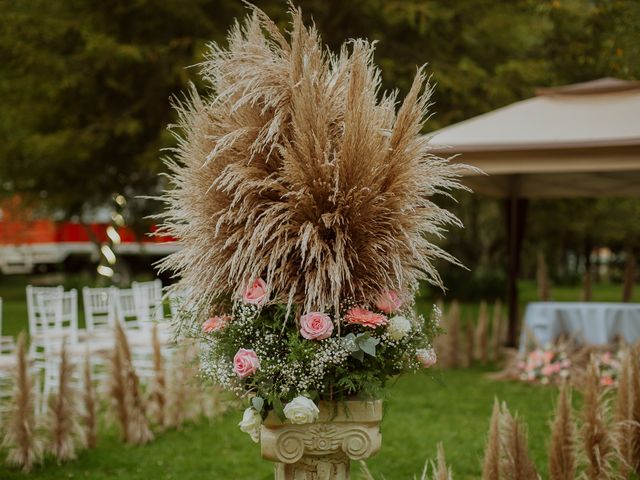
xmin=429 ymin=78 xmax=640 ymax=346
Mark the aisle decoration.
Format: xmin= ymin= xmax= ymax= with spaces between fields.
xmin=158 ymin=4 xmax=468 ymax=477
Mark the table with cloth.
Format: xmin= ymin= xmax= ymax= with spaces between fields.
xmin=520 ymin=302 xmax=640 ymax=351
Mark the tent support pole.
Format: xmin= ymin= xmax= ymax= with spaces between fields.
xmin=505 ymin=193 xmax=528 ymax=347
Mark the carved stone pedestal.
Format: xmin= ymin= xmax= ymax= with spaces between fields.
xmin=261 ymin=400 xmax=382 ymax=480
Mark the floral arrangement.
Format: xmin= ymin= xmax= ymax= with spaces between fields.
xmin=157 ymin=5 xmax=466 ymax=443
xmin=517 ymin=346 xmax=572 ymax=385
xmin=591 ymin=350 xmax=623 ymax=387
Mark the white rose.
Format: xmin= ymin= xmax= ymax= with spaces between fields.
xmin=387 ymin=315 xmax=412 ymax=340
xmin=238 ymin=407 xmax=262 ymax=443
xmin=283 ymin=396 xmax=319 ymax=424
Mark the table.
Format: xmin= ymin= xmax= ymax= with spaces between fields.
xmin=520 ymin=302 xmax=640 ymax=350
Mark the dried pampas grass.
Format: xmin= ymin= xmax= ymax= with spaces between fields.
xmin=430 ymin=443 xmax=453 ymax=480
xmin=548 ymin=384 xmax=576 ymax=480
xmin=490 ymin=300 xmax=503 ymax=362
xmin=149 ymin=324 xmax=167 ymax=429
xmin=481 ymin=398 xmax=501 ymax=480
xmin=81 ymin=352 xmax=97 ymax=449
xmin=47 ymin=340 xmax=84 ymax=463
xmin=157 ymin=4 xmax=469 ymax=320
xmin=580 ymin=361 xmax=615 ymax=480
xmin=447 ymin=302 xmax=461 ymax=369
xmin=2 ymin=332 xmax=42 ymax=472
xmin=475 ymin=301 xmax=489 ymax=363
xmin=499 ymin=403 xmax=538 ymax=480
xmin=109 ymin=322 xmax=154 ymax=444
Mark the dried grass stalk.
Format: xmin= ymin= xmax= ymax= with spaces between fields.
xmin=82 ymin=352 xmax=97 ymax=449
xmin=166 ymin=348 xmax=187 ymax=430
xmin=465 ymin=318 xmax=475 ymax=368
xmin=548 ymin=384 xmax=576 ymax=480
xmin=447 ymin=302 xmax=461 ymax=369
xmin=580 ymin=361 xmax=615 ymax=480
xmin=149 ymin=324 xmax=167 ymax=429
xmin=482 ymin=398 xmax=501 ymax=480
xmin=156 ymin=4 xmax=470 ymax=322
xmin=110 ymin=322 xmax=154 ymax=444
xmin=490 ymin=300 xmax=503 ymax=362
xmin=47 ymin=340 xmax=84 ymax=463
xmin=431 ymin=442 xmax=453 ymax=480
xmin=2 ymin=332 xmax=42 ymax=472
xmin=475 ymin=301 xmax=489 ymax=363
xmin=629 ymin=344 xmax=640 ymax=475
xmin=109 ymin=323 xmax=129 ymax=441
xmin=499 ymin=403 xmax=538 ymax=480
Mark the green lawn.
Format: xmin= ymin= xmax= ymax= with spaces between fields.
xmin=0 ymin=276 xmax=635 ymax=478
xmin=0 ymin=368 xmax=561 ymax=480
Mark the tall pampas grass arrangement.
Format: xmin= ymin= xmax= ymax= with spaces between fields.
xmin=109 ymin=323 xmax=129 ymax=441
xmin=499 ymin=403 xmax=538 ymax=480
xmin=475 ymin=301 xmax=489 ymax=363
xmin=149 ymin=324 xmax=167 ymax=429
xmin=548 ymin=384 xmax=576 ymax=480
xmin=490 ymin=300 xmax=503 ymax=362
xmin=156 ymin=3 xmax=469 ymax=323
xmin=2 ymin=332 xmax=42 ymax=472
xmin=580 ymin=361 xmax=615 ymax=480
xmin=629 ymin=343 xmax=640 ymax=475
xmin=81 ymin=352 xmax=97 ymax=449
xmin=447 ymin=302 xmax=461 ymax=369
xmin=465 ymin=317 xmax=475 ymax=368
xmin=482 ymin=398 xmax=501 ymax=480
xmin=110 ymin=322 xmax=153 ymax=444
xmin=47 ymin=340 xmax=84 ymax=463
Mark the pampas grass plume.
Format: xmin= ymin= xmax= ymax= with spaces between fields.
xmin=482 ymin=398 xmax=501 ymax=480
xmin=465 ymin=317 xmax=475 ymax=368
xmin=499 ymin=403 xmax=538 ymax=480
xmin=431 ymin=443 xmax=453 ymax=480
xmin=580 ymin=360 xmax=615 ymax=480
xmin=157 ymin=3 xmax=469 ymax=322
xmin=475 ymin=301 xmax=489 ymax=363
xmin=490 ymin=299 xmax=503 ymax=362
xmin=47 ymin=339 xmax=84 ymax=463
xmin=548 ymin=384 xmax=575 ymax=480
xmin=82 ymin=351 xmax=97 ymax=449
xmin=447 ymin=301 xmax=461 ymax=369
xmin=2 ymin=332 xmax=42 ymax=472
xmin=149 ymin=323 xmax=167 ymax=429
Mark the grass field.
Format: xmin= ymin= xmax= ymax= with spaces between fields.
xmin=0 ymin=276 xmax=636 ymax=479
xmin=0 ymin=367 xmax=562 ymax=480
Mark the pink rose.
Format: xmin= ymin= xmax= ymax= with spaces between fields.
xmin=416 ymin=348 xmax=437 ymax=368
xmin=300 ymin=312 xmax=334 ymax=340
xmin=375 ymin=290 xmax=402 ymax=313
xmin=600 ymin=375 xmax=615 ymax=387
xmin=202 ymin=315 xmax=230 ymax=333
xmin=233 ymin=348 xmax=260 ymax=378
xmin=344 ymin=308 xmax=388 ymax=328
xmin=243 ymin=278 xmax=268 ymax=305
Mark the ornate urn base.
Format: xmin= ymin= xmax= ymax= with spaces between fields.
xmin=261 ymin=400 xmax=382 ymax=480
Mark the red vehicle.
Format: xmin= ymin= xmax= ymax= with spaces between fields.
xmin=0 ymin=197 xmax=178 ymax=275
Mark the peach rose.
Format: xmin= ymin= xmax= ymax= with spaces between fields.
xmin=243 ymin=278 xmax=268 ymax=305
xmin=344 ymin=308 xmax=388 ymax=328
xmin=375 ymin=290 xmax=402 ymax=313
xmin=416 ymin=348 xmax=437 ymax=368
xmin=233 ymin=348 xmax=260 ymax=378
xmin=202 ymin=315 xmax=230 ymax=333
xmin=300 ymin=312 xmax=334 ymax=340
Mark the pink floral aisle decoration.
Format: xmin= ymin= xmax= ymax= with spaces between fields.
xmin=156 ymin=3 xmax=469 ymax=451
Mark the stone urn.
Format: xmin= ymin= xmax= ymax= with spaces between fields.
xmin=261 ymin=400 xmax=382 ymax=480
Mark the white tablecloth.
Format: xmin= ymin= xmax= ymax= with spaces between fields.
xmin=520 ymin=302 xmax=640 ymax=350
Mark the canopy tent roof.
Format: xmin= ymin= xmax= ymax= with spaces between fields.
xmin=428 ymin=78 xmax=640 ymax=198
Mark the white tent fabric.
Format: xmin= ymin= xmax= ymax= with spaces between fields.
xmin=428 ymin=78 xmax=640 ymax=198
